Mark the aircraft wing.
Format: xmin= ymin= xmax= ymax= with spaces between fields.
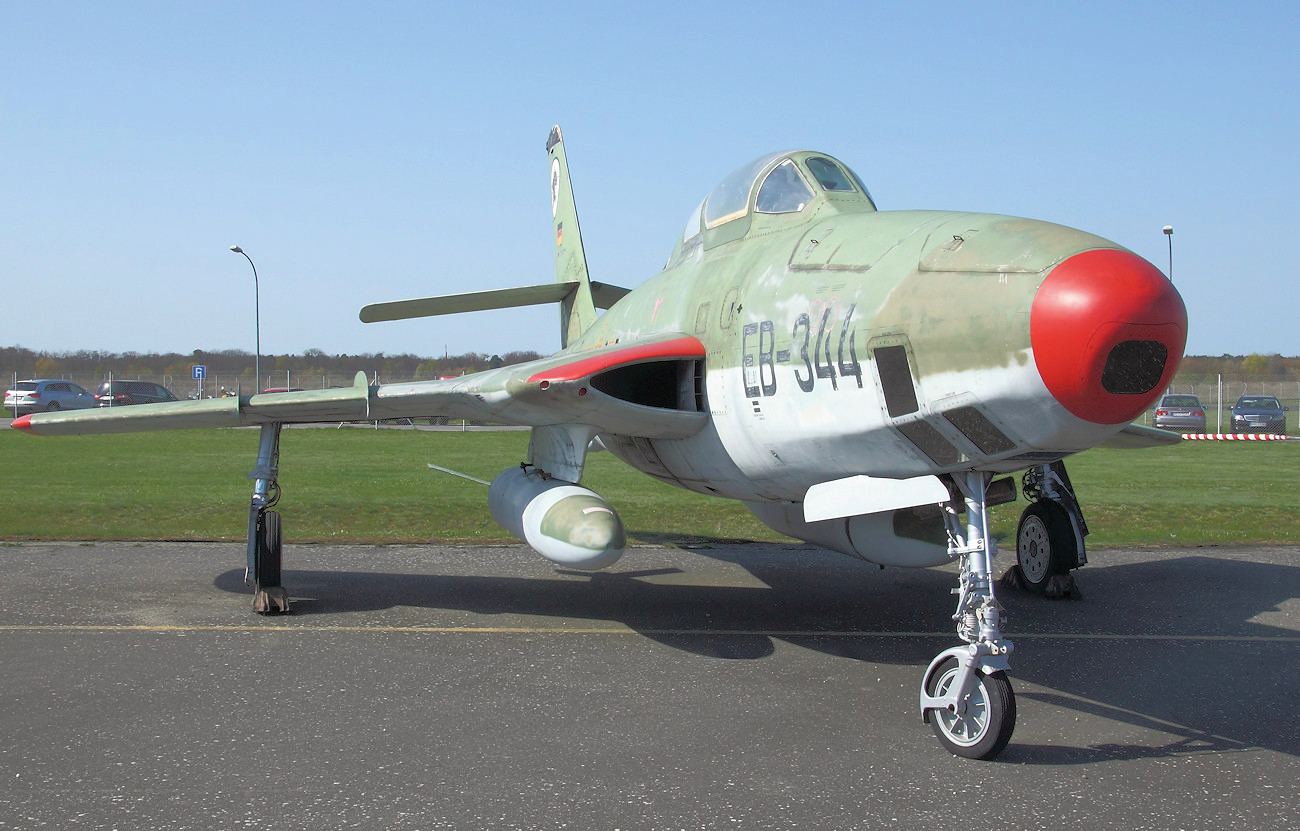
xmin=12 ymin=334 xmax=708 ymax=440
xmin=1100 ymin=423 xmax=1183 ymax=449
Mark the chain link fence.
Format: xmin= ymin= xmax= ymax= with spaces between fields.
xmin=1142 ymin=374 xmax=1298 ymax=434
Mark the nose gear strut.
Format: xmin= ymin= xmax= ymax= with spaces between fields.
xmin=919 ymin=470 xmax=1016 ymax=759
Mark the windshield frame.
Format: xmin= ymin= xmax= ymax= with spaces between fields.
xmin=703 ymin=151 xmax=791 ymax=229
xmin=755 ymin=159 xmax=815 ymax=215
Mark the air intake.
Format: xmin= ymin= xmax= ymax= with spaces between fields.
xmin=1101 ymin=340 xmax=1168 ymax=395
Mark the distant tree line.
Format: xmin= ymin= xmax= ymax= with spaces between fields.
xmin=1176 ymin=354 xmax=1299 ymax=381
xmin=0 ymin=345 xmax=547 ymax=381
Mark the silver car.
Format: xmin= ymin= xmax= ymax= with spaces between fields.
xmin=4 ymin=379 xmax=95 ymax=415
xmin=1153 ymin=393 xmax=1206 ymax=433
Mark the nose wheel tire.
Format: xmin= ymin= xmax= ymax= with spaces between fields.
xmin=926 ymin=660 xmax=1016 ymax=760
xmin=1016 ymin=500 xmax=1076 ymax=593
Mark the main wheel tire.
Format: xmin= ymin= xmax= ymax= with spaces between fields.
xmin=255 ymin=510 xmax=282 ymax=587
xmin=927 ymin=660 xmax=1016 ymax=760
xmin=1016 ymin=500 xmax=1077 ymax=593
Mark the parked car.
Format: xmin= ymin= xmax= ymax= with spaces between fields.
xmin=1231 ymin=395 xmax=1289 ymax=434
xmin=93 ymin=380 xmax=179 ymax=407
xmin=1152 ymin=394 xmax=1207 ymax=433
xmin=4 ymin=379 xmax=95 ymax=415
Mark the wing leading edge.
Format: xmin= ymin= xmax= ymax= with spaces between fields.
xmin=13 ymin=335 xmax=708 ymax=440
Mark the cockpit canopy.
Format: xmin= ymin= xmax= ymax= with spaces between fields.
xmin=676 ymin=151 xmax=875 ymax=257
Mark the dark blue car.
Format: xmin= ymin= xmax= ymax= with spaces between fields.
xmin=1230 ymin=395 xmax=1289 ymax=435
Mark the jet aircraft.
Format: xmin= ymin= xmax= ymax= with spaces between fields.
xmin=13 ymin=126 xmax=1187 ymax=760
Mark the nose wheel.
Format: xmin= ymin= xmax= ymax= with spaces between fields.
xmin=925 ymin=658 xmax=1016 ymax=759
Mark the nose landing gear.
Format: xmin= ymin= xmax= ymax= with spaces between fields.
xmin=919 ymin=470 xmax=1016 ymax=760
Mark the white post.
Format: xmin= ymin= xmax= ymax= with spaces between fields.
xmin=1217 ymin=374 xmax=1223 ymax=433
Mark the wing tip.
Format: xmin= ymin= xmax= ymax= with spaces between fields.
xmin=11 ymin=414 xmax=35 ymax=434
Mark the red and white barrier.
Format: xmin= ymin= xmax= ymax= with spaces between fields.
xmin=1180 ymin=433 xmax=1292 ymax=441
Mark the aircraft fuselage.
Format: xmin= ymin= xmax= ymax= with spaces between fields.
xmin=590 ymin=204 xmax=1183 ymax=505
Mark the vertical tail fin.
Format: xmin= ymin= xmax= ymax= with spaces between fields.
xmin=547 ymin=126 xmax=598 ymax=348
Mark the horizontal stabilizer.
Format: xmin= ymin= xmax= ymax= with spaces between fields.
xmin=361 ymin=283 xmax=572 ymax=323
xmin=360 ymin=281 xmax=630 ymax=323
xmin=1101 ymin=423 xmax=1183 ymax=449
xmin=803 ymin=474 xmax=951 ymax=522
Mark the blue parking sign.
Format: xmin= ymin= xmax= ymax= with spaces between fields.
xmin=192 ymin=365 xmax=206 ymax=380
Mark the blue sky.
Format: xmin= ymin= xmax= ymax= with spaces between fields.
xmin=3 ymin=2 xmax=1297 ymax=359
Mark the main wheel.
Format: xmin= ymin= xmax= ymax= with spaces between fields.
xmin=255 ymin=509 xmax=282 ymax=587
xmin=1016 ymin=500 xmax=1077 ymax=593
xmin=927 ymin=660 xmax=1016 ymax=759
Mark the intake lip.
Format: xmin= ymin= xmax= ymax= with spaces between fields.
xmin=1031 ymin=249 xmax=1187 ymax=425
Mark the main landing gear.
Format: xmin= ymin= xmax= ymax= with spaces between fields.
xmin=1014 ymin=462 xmax=1088 ymax=596
xmin=246 ymin=423 xmax=289 ymax=614
xmin=919 ymin=470 xmax=1016 ymax=759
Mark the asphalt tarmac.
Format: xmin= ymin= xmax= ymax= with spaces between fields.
xmin=1 ymin=540 xmax=1296 ymax=830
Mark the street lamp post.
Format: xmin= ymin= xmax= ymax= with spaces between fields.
xmin=229 ymin=246 xmax=260 ymax=392
xmin=1162 ymin=226 xmax=1173 ymax=281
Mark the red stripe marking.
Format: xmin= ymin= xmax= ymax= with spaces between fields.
xmin=527 ymin=336 xmax=706 ymax=384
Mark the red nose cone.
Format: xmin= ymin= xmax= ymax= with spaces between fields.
xmin=1031 ymin=249 xmax=1187 ymax=425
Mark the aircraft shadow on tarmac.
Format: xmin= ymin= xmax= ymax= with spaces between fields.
xmin=213 ymin=548 xmax=1299 ymax=764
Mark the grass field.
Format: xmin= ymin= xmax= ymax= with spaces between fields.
xmin=1 ymin=425 xmax=1296 ymax=547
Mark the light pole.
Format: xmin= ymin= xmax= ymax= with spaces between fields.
xmin=229 ymin=246 xmax=260 ymax=391
xmin=1162 ymin=225 xmax=1173 ymax=281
